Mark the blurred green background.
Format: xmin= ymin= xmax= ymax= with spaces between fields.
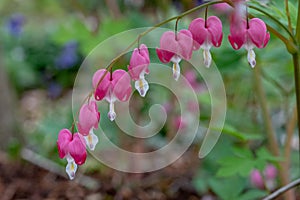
xmin=0 ymin=0 xmax=299 ymax=199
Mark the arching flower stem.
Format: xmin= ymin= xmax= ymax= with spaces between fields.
xmin=72 ymin=0 xmax=298 ymax=136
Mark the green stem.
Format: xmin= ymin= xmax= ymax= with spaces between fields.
xmin=284 ymin=0 xmax=293 ymax=33
xmin=292 ymin=53 xmax=300 ymax=169
xmin=253 ymin=66 xmax=279 ymax=157
xmin=296 ymin=0 xmax=300 ymax=42
xmin=93 ymin=0 xmax=224 ymax=95
xmin=253 ymin=65 xmax=295 ymax=199
xmin=248 ymin=4 xmax=296 ymax=43
xmin=175 ymin=17 xmax=181 ymax=40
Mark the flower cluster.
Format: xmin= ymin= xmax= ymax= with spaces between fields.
xmin=57 ymin=100 xmax=100 ymax=179
xmin=250 ymin=164 xmax=277 ymax=190
xmin=57 ymin=2 xmax=271 ymax=180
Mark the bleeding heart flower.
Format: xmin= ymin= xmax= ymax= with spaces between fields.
xmin=57 ymin=129 xmax=87 ymax=180
xmin=77 ymin=100 xmax=100 ymax=150
xmin=250 ymin=164 xmax=277 ymax=190
xmin=188 ymin=16 xmax=223 ymax=68
xmin=93 ymin=69 xmax=132 ymax=121
xmin=228 ymin=17 xmax=270 ymax=68
xmin=264 ymin=164 xmax=277 ymax=190
xmin=156 ymin=30 xmax=193 ymax=81
xmin=250 ymin=169 xmax=264 ymax=189
xmin=128 ymin=44 xmax=150 ymax=97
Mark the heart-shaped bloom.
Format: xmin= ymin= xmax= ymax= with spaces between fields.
xmin=77 ymin=100 xmax=100 ymax=150
xmin=250 ymin=164 xmax=277 ymax=190
xmin=264 ymin=164 xmax=277 ymax=190
xmin=188 ymin=16 xmax=223 ymax=68
xmin=93 ymin=69 xmax=132 ymax=121
xmin=250 ymin=169 xmax=264 ymax=189
xmin=128 ymin=44 xmax=150 ymax=97
xmin=57 ymin=129 xmax=87 ymax=180
xmin=228 ymin=18 xmax=270 ymax=68
xmin=156 ymin=30 xmax=193 ymax=81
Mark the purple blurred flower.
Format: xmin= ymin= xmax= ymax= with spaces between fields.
xmin=55 ymin=41 xmax=79 ymax=69
xmin=6 ymin=14 xmax=25 ymax=37
xmin=48 ymin=82 xmax=63 ymax=99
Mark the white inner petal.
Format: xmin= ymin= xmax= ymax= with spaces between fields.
xmin=66 ymin=158 xmax=77 ymax=180
xmin=108 ymin=101 xmax=116 ymax=121
xmin=172 ymin=62 xmax=181 ymax=81
xmin=171 ymin=55 xmax=182 ymax=64
xmin=84 ymin=129 xmax=99 ymax=151
xmin=135 ymin=72 xmax=149 ymax=97
xmin=247 ymin=49 xmax=256 ymax=68
xmin=203 ymin=49 xmax=212 ymax=68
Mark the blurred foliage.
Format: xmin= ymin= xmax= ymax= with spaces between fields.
xmin=0 ymin=0 xmax=299 ymax=199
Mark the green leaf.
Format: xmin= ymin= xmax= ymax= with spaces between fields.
xmin=209 ymin=176 xmax=246 ymax=200
xmin=256 ymin=147 xmax=284 ymax=162
xmin=238 ymin=189 xmax=268 ymax=200
xmin=232 ymin=146 xmax=253 ymax=159
xmin=214 ymin=124 xmax=263 ymax=141
xmin=217 ymin=157 xmax=256 ymax=177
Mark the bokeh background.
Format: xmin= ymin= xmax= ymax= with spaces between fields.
xmin=0 ymin=0 xmax=299 ymax=199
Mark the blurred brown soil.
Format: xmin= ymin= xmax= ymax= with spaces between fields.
xmin=0 ymin=148 xmax=202 ymax=200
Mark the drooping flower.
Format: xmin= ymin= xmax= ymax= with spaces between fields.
xmin=250 ymin=169 xmax=264 ymax=189
xmin=156 ymin=30 xmax=193 ymax=81
xmin=228 ymin=17 xmax=270 ymax=68
xmin=264 ymin=164 xmax=277 ymax=190
xmin=128 ymin=44 xmax=150 ymax=97
xmin=188 ymin=16 xmax=223 ymax=68
xmin=213 ymin=3 xmax=232 ymax=14
xmin=250 ymin=164 xmax=278 ymax=190
xmin=93 ymin=69 xmax=132 ymax=121
xmin=57 ymin=129 xmax=87 ymax=180
xmin=77 ymin=100 xmax=100 ymax=150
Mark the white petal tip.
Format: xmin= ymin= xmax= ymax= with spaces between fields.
xmin=247 ymin=49 xmax=256 ymax=68
xmin=203 ymin=49 xmax=212 ymax=68
xmin=108 ymin=102 xmax=116 ymax=121
xmin=249 ymin=61 xmax=256 ymax=68
xmin=172 ymin=62 xmax=180 ymax=81
xmin=66 ymin=160 xmax=77 ymax=180
xmin=84 ymin=132 xmax=99 ymax=151
xmin=173 ymin=73 xmax=180 ymax=81
xmin=108 ymin=112 xmax=116 ymax=121
xmin=135 ymin=78 xmax=149 ymax=97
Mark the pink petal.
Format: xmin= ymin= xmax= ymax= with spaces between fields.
xmin=250 ymin=170 xmax=265 ymax=189
xmin=139 ymin=44 xmax=150 ymax=63
xmin=228 ymin=19 xmax=247 ymax=50
xmin=248 ymin=18 xmax=269 ymax=48
xmin=92 ymin=69 xmax=111 ymax=101
xmin=206 ymin=16 xmax=223 ymax=47
xmin=176 ymin=30 xmax=193 ymax=60
xmin=57 ymin=129 xmax=72 ymax=159
xmin=77 ymin=100 xmax=100 ymax=136
xmin=263 ymin=32 xmax=270 ymax=48
xmin=111 ymin=70 xmax=132 ymax=102
xmin=159 ymin=30 xmax=193 ymax=60
xmin=264 ymin=164 xmax=277 ymax=180
xmin=128 ymin=44 xmax=150 ymax=80
xmin=160 ymin=31 xmax=178 ymax=55
xmin=188 ymin=18 xmax=207 ymax=50
xmin=213 ymin=3 xmax=232 ymax=13
xmin=68 ymin=133 xmax=87 ymax=165
xmin=156 ymin=48 xmax=175 ymax=63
